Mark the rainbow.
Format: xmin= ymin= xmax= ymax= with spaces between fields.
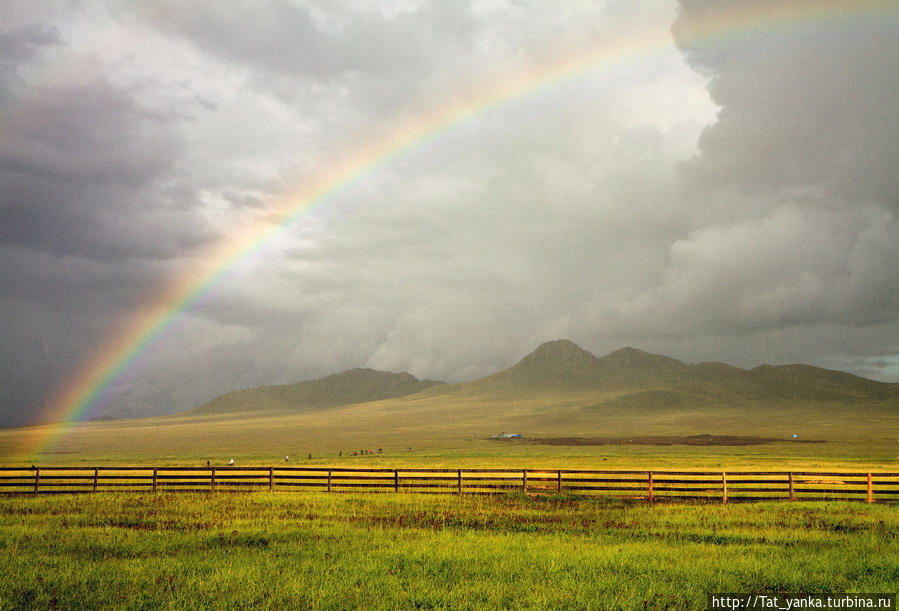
xmin=20 ymin=0 xmax=897 ymax=458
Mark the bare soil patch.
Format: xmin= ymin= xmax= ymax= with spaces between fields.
xmin=521 ymin=434 xmax=826 ymax=446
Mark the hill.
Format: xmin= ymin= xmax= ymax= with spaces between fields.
xmin=5 ymin=339 xmax=898 ymax=463
xmin=189 ymin=339 xmax=895 ymax=417
xmin=190 ymin=368 xmax=442 ymax=415
xmin=476 ymin=339 xmax=603 ymax=390
xmin=461 ymin=340 xmax=894 ymax=405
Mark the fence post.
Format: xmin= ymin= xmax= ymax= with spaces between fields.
xmin=8 ymin=466 xmax=881 ymax=503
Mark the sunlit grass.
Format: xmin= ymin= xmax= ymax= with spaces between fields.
xmin=0 ymin=491 xmax=896 ymax=609
xmin=1 ymin=391 xmax=897 ymax=470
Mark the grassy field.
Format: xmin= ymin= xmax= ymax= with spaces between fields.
xmin=1 ymin=387 xmax=897 ymax=470
xmin=3 ymin=342 xmax=897 ymax=470
xmin=0 ymin=376 xmax=897 ymax=608
xmin=0 ymin=491 xmax=896 ymax=609
xmin=0 ymin=349 xmax=895 ymax=608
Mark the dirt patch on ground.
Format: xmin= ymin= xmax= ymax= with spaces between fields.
xmin=521 ymin=434 xmax=826 ymax=446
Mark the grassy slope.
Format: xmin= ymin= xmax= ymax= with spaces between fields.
xmin=1 ymin=342 xmax=895 ymax=610
xmin=1 ymin=340 xmax=895 ymax=467
xmin=1 ymin=389 xmax=896 ymax=468
xmin=0 ymin=492 xmax=896 ymax=609
xmin=188 ymin=368 xmax=442 ymax=414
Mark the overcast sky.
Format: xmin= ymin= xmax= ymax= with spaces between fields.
xmin=2 ymin=0 xmax=897 ymax=425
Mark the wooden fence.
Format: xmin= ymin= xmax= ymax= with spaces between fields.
xmin=2 ymin=467 xmax=898 ymax=503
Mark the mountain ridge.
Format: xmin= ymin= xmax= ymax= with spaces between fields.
xmin=188 ymin=340 xmax=897 ymax=415
xmin=189 ymin=368 xmax=443 ymax=415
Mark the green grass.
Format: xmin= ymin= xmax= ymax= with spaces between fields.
xmin=0 ymin=491 xmax=896 ymax=609
xmin=2 ymin=344 xmax=894 ymax=608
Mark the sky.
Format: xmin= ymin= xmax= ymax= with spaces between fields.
xmin=1 ymin=0 xmax=898 ymax=426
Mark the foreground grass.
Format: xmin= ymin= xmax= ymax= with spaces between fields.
xmin=0 ymin=492 xmax=896 ymax=609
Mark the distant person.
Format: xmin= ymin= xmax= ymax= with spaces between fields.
xmin=307 ymin=454 xmax=312 ymax=460
xmin=228 ymin=458 xmax=234 ymax=466
xmin=338 ymin=451 xmax=342 ymax=457
xmin=285 ymin=456 xmax=289 ymax=462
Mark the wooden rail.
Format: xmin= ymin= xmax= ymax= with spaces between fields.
xmin=1 ymin=467 xmax=897 ymax=503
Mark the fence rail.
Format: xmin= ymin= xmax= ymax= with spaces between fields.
xmin=1 ymin=467 xmax=897 ymax=503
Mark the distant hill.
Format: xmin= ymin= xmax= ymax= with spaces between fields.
xmin=187 ymin=340 xmax=897 ymax=417
xmin=465 ymin=341 xmax=689 ymax=390
xmin=190 ymin=368 xmax=442 ymax=415
xmin=599 ymin=346 xmax=686 ymax=378
xmin=51 ymin=339 xmax=898 ymax=459
xmin=479 ymin=339 xmax=603 ymax=389
xmin=456 ymin=340 xmax=895 ymax=405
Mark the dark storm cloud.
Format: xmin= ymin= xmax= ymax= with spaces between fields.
xmin=588 ymin=0 xmax=899 ymax=373
xmin=0 ymin=74 xmax=214 ymax=259
xmin=2 ymin=0 xmax=897 ymax=428
xmin=0 ymin=9 xmax=222 ymax=424
xmin=0 ymin=68 xmax=214 ymax=423
xmin=0 ymin=24 xmax=60 ymax=68
xmin=673 ymin=0 xmax=899 ymax=206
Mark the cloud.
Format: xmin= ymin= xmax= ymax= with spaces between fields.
xmin=2 ymin=0 xmax=898 ymax=427
xmin=0 ymin=23 xmax=59 ymax=68
xmin=0 ymin=8 xmax=221 ymax=423
xmin=144 ymin=0 xmax=477 ymax=120
xmin=147 ymin=1 xmax=465 ymax=79
xmin=567 ymin=0 xmax=899 ymax=373
xmin=674 ymin=0 xmax=899 ymax=207
xmin=0 ymin=67 xmax=212 ymax=259
xmin=589 ymin=205 xmax=899 ymax=336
